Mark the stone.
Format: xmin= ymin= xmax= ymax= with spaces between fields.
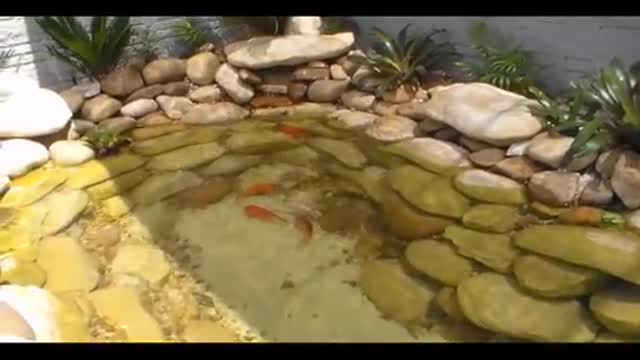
xmin=188 ymin=85 xmax=224 ymax=103
xmin=86 ymin=168 xmax=149 ymax=201
xmin=462 ymin=204 xmax=520 ymax=233
xmin=80 ymin=94 xmax=122 ymax=123
xmin=514 ymin=225 xmax=640 ymax=286
xmin=250 ymin=95 xmax=293 ymax=108
xmin=163 ymin=81 xmax=190 ymax=96
xmin=269 ymin=146 xmax=320 ymax=166
xmin=257 ymin=84 xmax=289 ymax=95
xmin=70 ymin=81 xmax=100 ymax=98
xmin=372 ymin=101 xmax=399 ymax=116
xmin=0 ymin=167 xmax=67 ymax=207
xmin=251 ymin=103 xmax=336 ymax=118
xmin=382 ymin=138 xmax=470 ymax=175
xmin=327 ymin=109 xmax=377 ymax=130
xmin=443 ymin=226 xmax=519 ymax=273
xmin=47 ymin=140 xmax=93 ymax=167
xmin=147 ymin=142 xmax=226 ymax=171
xmin=0 ymin=255 xmax=46 ymax=286
xmin=528 ymin=171 xmax=580 ymax=206
xmin=67 ymin=119 xmax=96 ymax=140
xmin=238 ymin=69 xmax=262 ymax=85
xmin=324 ymin=164 xmax=388 ymax=204
xmin=418 ymin=119 xmax=448 ymax=135
xmin=287 ymin=82 xmax=308 ymax=102
xmin=0 ymin=176 xmax=8 ymax=195
xmin=492 ymin=156 xmax=543 ymax=182
xmin=37 ymin=235 xmax=99 ymax=293
xmin=389 ymin=165 xmax=470 ymax=219
xmin=130 ymin=123 xmax=186 ymax=141
xmin=99 ymin=65 xmax=144 ymax=97
xmin=307 ymin=137 xmax=367 ymax=168
xmin=66 ymin=153 xmax=146 ymax=189
xmin=381 ymin=187 xmax=451 ymax=239
xmin=337 ymin=51 xmax=361 ymax=75
xmin=432 ymin=127 xmax=459 ymax=142
xmin=124 ymin=84 xmax=164 ymax=103
xmin=382 ymin=85 xmax=413 ymax=104
xmin=120 ymin=99 xmax=158 ymax=118
xmin=397 ymin=102 xmax=431 ymax=120
xmin=590 ymin=285 xmax=640 ymax=337
xmin=611 ymin=150 xmax=640 ymax=209
xmin=102 ymin=195 xmax=135 ymax=219
xmin=340 ymin=90 xmax=375 ymax=111
xmin=200 ymin=154 xmax=263 ymax=176
xmin=359 ymin=259 xmax=438 ymax=328
xmin=88 ymin=286 xmax=163 ymax=342
xmin=457 ymin=273 xmax=598 ymax=342
xmin=182 ymin=102 xmax=249 ymax=125
xmin=435 ymin=287 xmax=467 ymax=322
xmin=214 ymin=63 xmax=254 ymax=104
xmin=351 ymin=66 xmax=384 ymax=92
xmin=454 ymin=169 xmax=527 ymax=206
xmin=183 ymin=320 xmax=237 ymax=342
xmin=225 ymin=32 xmax=355 ymax=69
xmin=365 ymin=115 xmax=417 ymax=142
xmin=405 ymin=240 xmax=475 ymax=286
xmin=111 ymin=244 xmax=171 ymax=285
xmin=156 ymin=95 xmax=194 ymax=120
xmin=186 ymin=52 xmax=221 ymax=86
xmin=0 ymin=139 xmax=49 ymax=178
xmin=280 ymin=118 xmax=349 ymax=139
xmin=513 ymin=254 xmax=609 ymax=299
xmin=506 ymin=140 xmax=531 ymax=156
xmin=579 ymin=173 xmax=614 ymax=206
xmin=225 ymin=130 xmax=300 ymax=154
xmin=526 ymin=132 xmax=597 ymax=170
xmin=418 ymin=83 xmax=543 ymax=146
xmin=137 ymin=111 xmax=173 ymax=127
xmin=596 ymin=149 xmax=622 ymax=179
xmin=469 ymin=148 xmax=505 ymax=168
xmin=330 ymin=64 xmax=349 ymax=80
xmin=293 ymin=67 xmax=330 ymax=81
xmin=97 ymin=116 xmax=136 ymax=134
xmin=459 ymin=136 xmax=491 ymax=152
xmin=142 ymin=58 xmax=187 ymax=85
xmin=0 ymin=85 xmax=72 ymax=137
xmin=130 ymin=171 xmax=203 ymax=207
xmin=284 ymin=16 xmax=322 ymax=35
xmin=307 ymin=80 xmax=349 ymax=103
xmin=131 ymin=127 xmax=224 ymax=156
xmin=40 ymin=190 xmax=89 ymax=236
xmin=171 ymin=176 xmax=233 ymax=209
xmin=59 ymin=89 xmax=84 ymax=114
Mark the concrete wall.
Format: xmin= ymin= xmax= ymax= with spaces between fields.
xmin=0 ymin=16 xmax=222 ymax=91
xmin=351 ymin=16 xmax=640 ymax=93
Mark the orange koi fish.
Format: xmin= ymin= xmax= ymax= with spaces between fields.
xmin=294 ymin=214 xmax=314 ymax=246
xmin=237 ymin=183 xmax=278 ymax=199
xmin=244 ymin=205 xmax=288 ymax=224
xmin=279 ymin=124 xmax=309 ymax=139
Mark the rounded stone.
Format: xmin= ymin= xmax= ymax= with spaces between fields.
xmin=49 ymin=140 xmax=95 ymax=167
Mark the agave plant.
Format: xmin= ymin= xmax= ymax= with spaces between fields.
xmin=35 ymin=17 xmax=132 ymax=80
xmin=349 ymin=25 xmax=455 ymax=97
xmin=82 ymin=129 xmax=130 ymax=157
xmin=0 ymin=49 xmax=13 ymax=68
xmin=456 ymin=22 xmax=538 ymax=96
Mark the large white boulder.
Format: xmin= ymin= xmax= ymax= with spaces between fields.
xmin=0 ymin=139 xmax=49 ymax=178
xmin=284 ymin=16 xmax=323 ymax=35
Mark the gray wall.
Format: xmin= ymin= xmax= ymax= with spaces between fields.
xmin=351 ymin=16 xmax=640 ymax=93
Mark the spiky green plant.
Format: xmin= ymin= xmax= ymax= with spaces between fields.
xmin=0 ymin=49 xmax=13 ymax=68
xmin=82 ymin=129 xmax=130 ymax=157
xmin=456 ymin=22 xmax=537 ymax=96
xmin=348 ymin=25 xmax=455 ymax=97
xmin=173 ymin=18 xmax=212 ymax=51
xmin=131 ymin=26 xmax=162 ymax=62
xmin=35 ymin=17 xmax=132 ymax=79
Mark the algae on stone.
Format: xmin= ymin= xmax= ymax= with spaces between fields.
xmin=457 ymin=273 xmax=598 ymax=342
xmin=307 ymin=137 xmax=368 ymax=169
xmin=514 ymin=225 xmax=640 ymax=286
xmin=590 ymin=284 xmax=640 ymax=337
xmin=146 ymin=142 xmax=226 ymax=171
xmin=102 ymin=195 xmax=135 ymax=219
xmin=111 ymin=244 xmax=171 ymax=285
xmin=435 ymin=287 xmax=467 ymax=321
xmin=454 ymin=169 xmax=527 ymax=205
xmin=37 ymin=235 xmax=99 ymax=293
xmin=0 ymin=167 xmax=68 ymax=207
xmin=381 ymin=138 xmax=470 ymax=175
xmin=513 ymin=254 xmax=609 ymax=298
xmin=405 ymin=240 xmax=475 ymax=286
xmin=282 ymin=118 xmax=351 ymax=139
xmin=40 ymin=189 xmax=89 ymax=236
xmin=131 ymin=126 xmax=225 ymax=156
xmin=224 ymin=130 xmax=301 ymax=154
xmin=86 ymin=168 xmax=149 ymax=201
xmin=269 ymin=146 xmax=320 ymax=166
xmin=200 ymin=154 xmax=264 ymax=176
xmin=66 ymin=153 xmax=146 ymax=189
xmin=129 ymin=170 xmax=203 ymax=207
xmin=462 ymin=204 xmax=520 ymax=233
xmin=443 ymin=225 xmax=518 ymax=273
xmin=381 ymin=188 xmax=452 ymax=239
xmin=324 ymin=163 xmax=387 ymax=204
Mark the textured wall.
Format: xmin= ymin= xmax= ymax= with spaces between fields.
xmin=0 ymin=16 xmax=222 ymax=91
xmin=351 ymin=16 xmax=640 ymax=93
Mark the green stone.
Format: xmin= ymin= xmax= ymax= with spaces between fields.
xmin=325 ymin=164 xmax=387 ymax=204
xmin=405 ymin=240 xmax=475 ymax=286
xmin=529 ymin=201 xmax=563 ymax=219
xmin=281 ymin=118 xmax=351 ymax=138
xmin=86 ymin=168 xmax=150 ymax=201
xmin=131 ymin=126 xmax=226 ymax=156
xmin=66 ymin=153 xmax=146 ymax=189
xmin=146 ymin=142 xmax=226 ymax=171
xmin=462 ymin=204 xmax=520 ymax=233
xmin=307 ymin=137 xmax=368 ymax=169
xmin=453 ymin=169 xmax=527 ymax=206
xmin=443 ymin=225 xmax=519 ymax=273
xmin=224 ymin=130 xmax=300 ymax=154
xmin=590 ymin=285 xmax=640 ymax=337
xmin=199 ymin=154 xmax=264 ymax=176
xmin=381 ymin=138 xmax=471 ymax=175
xmin=130 ymin=171 xmax=203 ymax=207
xmin=269 ymin=147 xmax=320 ymax=166
xmin=381 ymin=188 xmax=452 ymax=239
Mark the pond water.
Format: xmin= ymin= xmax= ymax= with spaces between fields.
xmin=1 ymin=113 xmax=639 ymax=342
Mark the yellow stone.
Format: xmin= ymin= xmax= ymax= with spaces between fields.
xmin=0 ymin=254 xmax=47 ymax=286
xmin=183 ymin=320 xmax=238 ymax=342
xmin=102 ymin=195 xmax=135 ymax=219
xmin=0 ymin=205 xmax=48 ymax=253
xmin=53 ymin=292 xmax=92 ymax=342
xmin=0 ymin=167 xmax=68 ymax=207
xmin=40 ymin=190 xmax=89 ymax=236
xmin=66 ymin=153 xmax=146 ymax=189
xmin=146 ymin=142 xmax=226 ymax=171
xmin=131 ymin=126 xmax=226 ymax=156
xmin=86 ymin=168 xmax=149 ymax=201
xmin=88 ymin=286 xmax=164 ymax=342
xmin=37 ymin=236 xmax=100 ymax=293
xmin=111 ymin=244 xmax=171 ymax=285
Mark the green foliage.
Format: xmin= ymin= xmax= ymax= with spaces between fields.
xmin=457 ymin=22 xmax=537 ymax=96
xmin=35 ymin=17 xmax=132 ymax=79
xmin=173 ymin=18 xmax=212 ymax=51
xmin=349 ymin=25 xmax=455 ymax=97
xmin=131 ymin=26 xmax=162 ymax=62
xmin=0 ymin=49 xmax=13 ymax=68
xmin=82 ymin=129 xmax=130 ymax=157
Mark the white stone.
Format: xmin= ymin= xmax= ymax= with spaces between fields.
xmin=214 ymin=63 xmax=254 ymax=104
xmin=419 ymin=83 xmax=543 ymax=146
xmin=0 ymin=176 xmax=8 ymax=195
xmin=120 ymin=99 xmax=158 ymax=118
xmin=0 ymin=139 xmax=49 ymax=178
xmin=67 ymin=119 xmax=96 ymax=140
xmin=49 ymin=140 xmax=95 ymax=167
xmin=0 ymin=285 xmax=65 ymax=342
xmin=284 ymin=16 xmax=322 ymax=35
xmin=225 ymin=32 xmax=355 ymax=70
xmin=506 ymin=140 xmax=531 ymax=157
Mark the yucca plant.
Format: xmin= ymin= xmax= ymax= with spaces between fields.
xmin=349 ymin=25 xmax=455 ymax=97
xmin=82 ymin=129 xmax=130 ymax=157
xmin=0 ymin=49 xmax=13 ymax=68
xmin=35 ymin=17 xmax=132 ymax=80
xmin=456 ymin=22 xmax=537 ymax=96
